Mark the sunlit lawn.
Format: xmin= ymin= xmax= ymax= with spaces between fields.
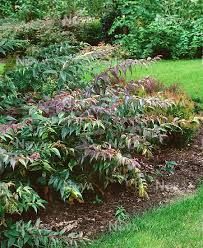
xmin=131 ymin=59 xmax=203 ymax=102
xmin=89 ymin=186 xmax=203 ymax=248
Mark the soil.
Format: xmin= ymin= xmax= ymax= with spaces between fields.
xmin=38 ymin=128 xmax=203 ymax=240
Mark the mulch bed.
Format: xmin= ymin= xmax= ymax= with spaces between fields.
xmin=38 ymin=128 xmax=203 ymax=239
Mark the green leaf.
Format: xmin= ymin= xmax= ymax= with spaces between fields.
xmin=51 ymin=148 xmax=61 ymax=158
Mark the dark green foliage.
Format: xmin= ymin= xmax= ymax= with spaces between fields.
xmin=0 ymin=39 xmax=28 ymax=57
xmin=110 ymin=0 xmax=203 ymax=59
xmin=0 ymin=182 xmax=45 ymax=217
xmin=0 ymin=79 xmax=21 ymax=111
xmin=0 ymin=0 xmax=55 ymax=21
xmin=6 ymin=53 xmax=91 ymax=94
xmin=101 ymin=1 xmax=119 ymax=43
xmin=0 ymin=219 xmax=66 ymax=247
xmin=75 ymin=19 xmax=103 ymax=45
xmin=49 ymin=169 xmax=83 ymax=202
xmin=28 ymin=41 xmax=83 ymax=60
xmin=0 ymin=0 xmax=110 ymax=20
xmin=1 ymin=39 xmax=88 ymax=96
xmin=0 ymin=0 xmax=15 ymax=18
xmin=1 ymin=0 xmax=201 ymax=59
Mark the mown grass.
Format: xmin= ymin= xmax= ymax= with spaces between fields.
xmin=131 ymin=59 xmax=203 ymax=102
xmin=89 ymin=186 xmax=203 ymax=248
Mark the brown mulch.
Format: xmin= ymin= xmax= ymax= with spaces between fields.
xmin=38 ymin=128 xmax=203 ymax=239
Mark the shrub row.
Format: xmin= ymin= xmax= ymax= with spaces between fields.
xmin=0 ymin=55 xmax=201 ymax=246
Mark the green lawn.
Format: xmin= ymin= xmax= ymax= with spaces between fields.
xmin=89 ymin=186 xmax=203 ymax=248
xmin=88 ymin=59 xmax=203 ymax=103
xmin=130 ymin=59 xmax=203 ymax=102
xmin=0 ymin=63 xmax=5 ymax=75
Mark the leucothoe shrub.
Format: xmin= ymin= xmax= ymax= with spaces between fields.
xmin=0 ymin=58 xmax=200 ymax=247
xmin=0 ymin=58 xmax=200 ymax=201
xmin=5 ymin=50 xmax=91 ymax=95
xmin=0 ymin=38 xmax=28 ymax=57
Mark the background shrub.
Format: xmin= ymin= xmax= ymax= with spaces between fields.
xmin=74 ymin=19 xmax=103 ymax=45
xmin=110 ymin=0 xmax=203 ymax=59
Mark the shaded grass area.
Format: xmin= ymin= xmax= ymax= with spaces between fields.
xmin=0 ymin=63 xmax=5 ymax=75
xmin=89 ymin=186 xmax=203 ymax=248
